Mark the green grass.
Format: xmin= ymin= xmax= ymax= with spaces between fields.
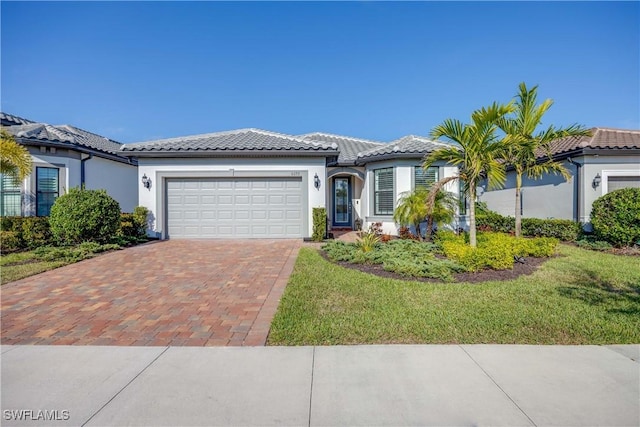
xmin=1 ymin=242 xmax=122 ymax=285
xmin=268 ymin=244 xmax=640 ymax=345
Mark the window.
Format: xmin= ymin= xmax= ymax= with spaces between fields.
xmin=607 ymin=176 xmax=640 ymax=192
xmin=374 ymin=168 xmax=394 ymax=215
xmin=414 ymin=166 xmax=439 ymax=189
xmin=1 ymin=174 xmax=22 ymax=216
xmin=459 ymin=179 xmax=467 ymax=216
xmin=36 ymin=167 xmax=59 ymax=216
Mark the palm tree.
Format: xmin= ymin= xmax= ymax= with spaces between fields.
xmin=1 ymin=129 xmax=32 ymax=185
xmin=498 ymin=83 xmax=591 ymax=237
xmin=394 ymin=186 xmax=458 ymax=241
xmin=425 ymin=102 xmax=513 ymax=247
xmin=394 ymin=187 xmax=429 ymax=241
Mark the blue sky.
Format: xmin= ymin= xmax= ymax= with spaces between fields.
xmin=2 ymin=1 xmax=638 ymax=144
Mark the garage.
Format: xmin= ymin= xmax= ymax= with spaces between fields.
xmin=166 ymin=177 xmax=303 ymax=238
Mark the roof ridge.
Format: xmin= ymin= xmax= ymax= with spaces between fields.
xmin=592 ymin=127 xmax=640 ymax=133
xmin=300 ymin=131 xmax=385 ymax=145
xmin=56 ymin=124 xmax=122 ymax=144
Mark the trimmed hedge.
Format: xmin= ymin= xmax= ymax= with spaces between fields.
xmin=312 ymin=207 xmax=327 ymax=242
xmin=476 ymin=208 xmax=581 ymax=241
xmin=591 ymin=188 xmax=640 ymax=247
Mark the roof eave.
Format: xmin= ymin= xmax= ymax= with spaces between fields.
xmin=17 ymin=137 xmax=137 ymax=165
xmin=355 ymin=152 xmax=432 ymax=165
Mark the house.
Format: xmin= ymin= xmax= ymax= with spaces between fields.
xmin=1 ymin=112 xmax=138 ymax=216
xmin=480 ymin=128 xmax=640 ymax=228
xmin=121 ymin=129 xmax=462 ymax=239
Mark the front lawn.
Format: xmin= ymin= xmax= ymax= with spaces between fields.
xmin=268 ymin=245 xmax=640 ymax=345
xmin=1 ymin=242 xmax=122 ymax=285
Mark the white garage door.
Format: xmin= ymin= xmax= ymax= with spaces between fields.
xmin=166 ymin=177 xmax=303 ymax=238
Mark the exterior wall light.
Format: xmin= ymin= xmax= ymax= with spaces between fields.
xmin=314 ymin=173 xmax=321 ymax=189
xmin=592 ymin=173 xmax=601 ymax=188
xmin=142 ymin=173 xmax=151 ymax=190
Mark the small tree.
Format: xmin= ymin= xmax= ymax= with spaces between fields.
xmin=49 ymin=188 xmax=121 ymax=244
xmin=394 ymin=186 xmax=457 ymax=241
xmin=1 ymin=129 xmax=32 ymax=184
xmin=498 ymin=83 xmax=590 ymax=237
xmin=394 ymin=188 xmax=429 ymax=241
xmin=426 ymin=102 xmax=513 ymax=247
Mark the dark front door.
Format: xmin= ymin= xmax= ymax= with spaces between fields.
xmin=332 ymin=177 xmax=352 ymax=227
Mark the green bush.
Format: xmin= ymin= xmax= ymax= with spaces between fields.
xmin=33 ymin=242 xmax=122 ymax=262
xmin=312 ymin=207 xmax=327 ymax=242
xmin=521 ymin=218 xmax=581 ymax=241
xmin=591 ymin=188 xmax=640 ymax=247
xmin=133 ymin=206 xmax=149 ymax=237
xmin=441 ymin=232 xmax=558 ymax=272
xmin=322 ymin=239 xmax=464 ymax=281
xmin=21 ymin=217 xmax=52 ymax=249
xmin=476 ymin=207 xmax=581 ymax=241
xmin=49 ymin=188 xmax=121 ymax=245
xmin=1 ymin=231 xmax=22 ymax=253
xmin=576 ymin=237 xmax=613 ymax=252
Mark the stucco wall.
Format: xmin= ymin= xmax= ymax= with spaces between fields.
xmin=481 ymin=160 xmax=576 ymax=220
xmin=84 ymin=156 xmax=138 ymax=212
xmin=362 ymin=159 xmax=457 ymax=235
xmin=137 ymin=156 xmax=327 ymax=238
xmin=481 ymin=154 xmax=640 ymax=225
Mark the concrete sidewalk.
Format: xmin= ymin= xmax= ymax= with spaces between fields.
xmin=1 ymin=345 xmax=638 ymax=426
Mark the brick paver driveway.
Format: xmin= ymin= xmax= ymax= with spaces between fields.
xmin=1 ymin=240 xmax=301 ymax=346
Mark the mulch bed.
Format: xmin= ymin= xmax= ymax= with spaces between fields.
xmin=320 ymin=250 xmax=550 ymax=284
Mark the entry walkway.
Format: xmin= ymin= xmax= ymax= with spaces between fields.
xmin=2 ymin=344 xmax=638 ymax=426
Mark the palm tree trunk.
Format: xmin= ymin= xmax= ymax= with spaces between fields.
xmin=425 ymin=216 xmax=434 ymax=241
xmin=469 ymin=187 xmax=477 ymax=247
xmin=414 ymin=221 xmax=424 ymax=241
xmin=515 ymin=173 xmax=522 ymax=237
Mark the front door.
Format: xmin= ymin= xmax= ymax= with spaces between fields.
xmin=332 ymin=177 xmax=352 ymax=227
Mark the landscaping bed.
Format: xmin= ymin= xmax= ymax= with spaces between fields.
xmin=268 ymin=244 xmax=640 ymax=345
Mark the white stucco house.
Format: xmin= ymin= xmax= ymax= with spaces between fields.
xmin=481 ymin=128 xmax=640 ymax=228
xmin=1 ymin=112 xmax=138 ymax=215
xmin=121 ymin=129 xmax=462 ymax=239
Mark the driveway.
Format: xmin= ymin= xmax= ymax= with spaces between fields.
xmin=1 ymin=239 xmax=301 ymax=346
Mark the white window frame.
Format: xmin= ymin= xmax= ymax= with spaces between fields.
xmin=601 ymin=169 xmax=640 ymax=195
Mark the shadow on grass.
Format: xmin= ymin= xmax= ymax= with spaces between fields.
xmin=557 ymin=269 xmax=640 ymax=315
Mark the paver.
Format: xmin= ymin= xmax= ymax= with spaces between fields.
xmin=1 ymin=239 xmax=300 ymax=346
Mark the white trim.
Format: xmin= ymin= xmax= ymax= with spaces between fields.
xmin=601 ymin=169 xmax=640 ymax=194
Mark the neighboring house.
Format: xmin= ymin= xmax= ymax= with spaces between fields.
xmin=1 ymin=112 xmax=138 ymax=216
xmin=121 ymin=129 xmax=461 ymax=239
xmin=481 ymin=128 xmax=640 ymax=228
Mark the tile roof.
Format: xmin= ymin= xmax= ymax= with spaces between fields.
xmin=3 ymin=122 xmax=127 ymax=157
xmin=1 ymin=112 xmax=35 ymax=126
xmin=121 ymin=128 xmax=339 ymax=155
xmin=298 ymin=132 xmax=384 ymax=164
xmin=355 ymin=135 xmax=451 ymax=164
xmin=546 ymin=127 xmax=640 ymax=157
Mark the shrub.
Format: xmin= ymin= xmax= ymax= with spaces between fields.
xmin=1 ymin=231 xmax=22 ymax=253
xmin=49 ymin=188 xmax=121 ymax=245
xmin=521 ymin=218 xmax=581 ymax=241
xmin=576 ymin=238 xmax=613 ymax=252
xmin=356 ymin=230 xmax=380 ymax=253
xmin=441 ymin=232 xmax=558 ymax=272
xmin=591 ymin=188 xmax=640 ymax=247
xmin=399 ymin=226 xmax=419 ymax=240
xmin=21 ymin=217 xmax=52 ymax=249
xmin=322 ymin=239 xmax=464 ymax=281
xmin=133 ymin=206 xmax=149 ymax=237
xmin=0 ymin=217 xmax=25 ymax=249
xmin=312 ymin=207 xmax=327 ymax=242
xmin=476 ymin=207 xmax=580 ymax=241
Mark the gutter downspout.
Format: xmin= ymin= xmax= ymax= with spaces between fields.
xmin=567 ymin=157 xmax=582 ymax=223
xmin=81 ymin=153 xmax=93 ymax=188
